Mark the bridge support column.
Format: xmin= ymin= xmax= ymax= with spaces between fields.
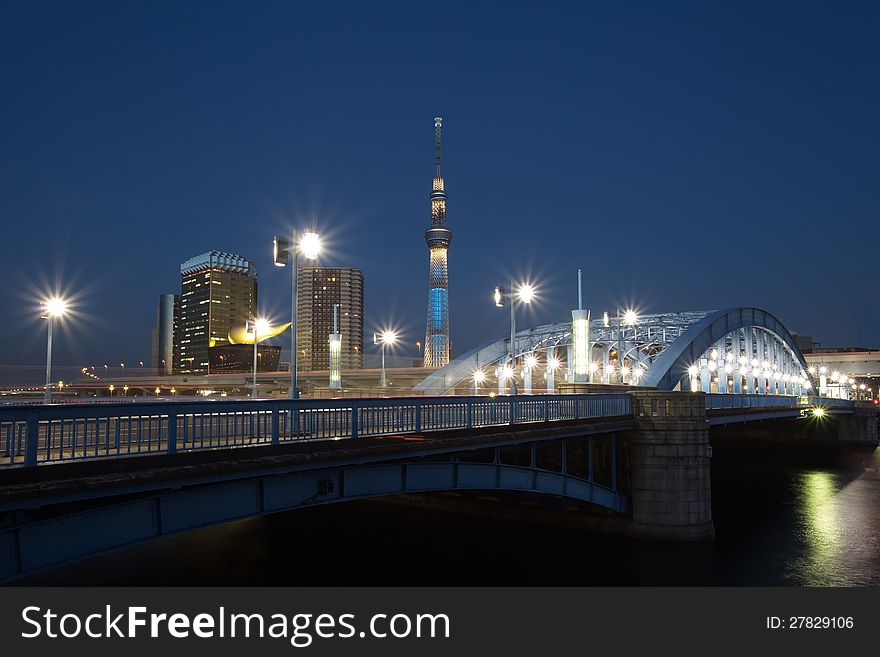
xmin=626 ymin=391 xmax=714 ymax=540
xmin=836 ymin=405 xmax=879 ymax=447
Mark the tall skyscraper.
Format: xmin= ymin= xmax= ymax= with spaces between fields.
xmin=176 ymin=251 xmax=257 ymax=375
xmin=150 ymin=293 xmax=179 ymax=375
xmin=423 ymin=116 xmax=452 ymax=368
xmin=297 ymin=266 xmax=364 ymax=371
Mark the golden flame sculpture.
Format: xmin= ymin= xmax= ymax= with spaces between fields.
xmin=227 ymin=322 xmax=292 ymax=345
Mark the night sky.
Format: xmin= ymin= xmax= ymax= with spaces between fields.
xmin=1 ymin=1 xmax=878 ymax=383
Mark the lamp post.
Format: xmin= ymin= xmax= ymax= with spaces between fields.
xmin=523 ymin=354 xmax=538 ymax=394
xmin=249 ymin=317 xmax=269 ymax=398
xmin=374 ymin=330 xmax=398 ymax=388
xmin=41 ymin=297 xmax=67 ymax=403
xmin=494 ymin=283 xmax=535 ymax=395
xmin=274 ymin=231 xmax=321 ymax=399
xmin=473 ymin=369 xmax=486 ymax=395
xmin=545 ymin=353 xmax=560 ymax=393
xmin=606 ymin=308 xmax=637 ymax=384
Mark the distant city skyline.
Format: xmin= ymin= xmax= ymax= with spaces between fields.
xmin=1 ymin=2 xmax=878 ymax=382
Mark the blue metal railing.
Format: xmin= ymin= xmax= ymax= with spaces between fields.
xmin=809 ymin=396 xmax=856 ymax=409
xmin=0 ymin=394 xmax=631 ymax=468
xmin=704 ymin=394 xmax=802 ymax=410
xmin=705 ymin=393 xmax=856 ymax=411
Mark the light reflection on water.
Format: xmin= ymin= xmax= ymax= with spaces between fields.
xmin=19 ymin=445 xmax=880 ymax=586
xmin=785 ymin=453 xmax=880 ymax=586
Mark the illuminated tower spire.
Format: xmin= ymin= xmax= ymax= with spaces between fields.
xmin=423 ymin=116 xmax=452 ymax=368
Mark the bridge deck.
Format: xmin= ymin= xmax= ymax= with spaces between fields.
xmin=0 ymin=416 xmax=633 ymax=513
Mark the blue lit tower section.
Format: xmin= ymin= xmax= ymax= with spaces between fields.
xmin=424 ymin=116 xmax=452 ymax=368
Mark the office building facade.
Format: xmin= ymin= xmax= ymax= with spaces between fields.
xmin=176 ymin=251 xmax=257 ymax=375
xmin=296 ymin=266 xmax=364 ymax=371
xmin=150 ymin=293 xmax=179 ymax=375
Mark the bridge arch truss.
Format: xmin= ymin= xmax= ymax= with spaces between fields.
xmin=414 ymin=308 xmax=813 ymax=396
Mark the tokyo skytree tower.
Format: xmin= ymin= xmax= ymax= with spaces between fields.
xmin=423 ymin=116 xmax=452 ymax=368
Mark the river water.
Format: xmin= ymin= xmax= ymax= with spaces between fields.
xmin=20 ymin=443 xmax=880 ymax=586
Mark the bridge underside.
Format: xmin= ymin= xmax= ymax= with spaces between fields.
xmin=0 ymin=424 xmax=628 ymax=581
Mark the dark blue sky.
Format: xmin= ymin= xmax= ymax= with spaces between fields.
xmin=1 ymin=0 xmax=878 ymax=380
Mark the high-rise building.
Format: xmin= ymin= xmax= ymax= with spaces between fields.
xmin=150 ymin=293 xmax=179 ymax=375
xmin=296 ymin=266 xmax=364 ymax=371
xmin=176 ymin=251 xmax=257 ymax=375
xmin=423 ymin=116 xmax=452 ymax=368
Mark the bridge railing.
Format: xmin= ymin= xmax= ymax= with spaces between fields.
xmin=704 ymin=394 xmax=801 ymax=410
xmin=809 ymin=396 xmax=856 ymax=409
xmin=0 ymin=393 xmax=631 ymax=469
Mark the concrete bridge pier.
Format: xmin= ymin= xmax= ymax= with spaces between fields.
xmin=836 ymin=403 xmax=880 ymax=447
xmin=626 ymin=391 xmax=714 ymax=540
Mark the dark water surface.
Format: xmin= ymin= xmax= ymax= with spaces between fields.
xmin=21 ymin=444 xmax=880 ymax=586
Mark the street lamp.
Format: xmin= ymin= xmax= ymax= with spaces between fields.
xmin=493 ymin=282 xmax=535 ymax=395
xmin=248 ymin=317 xmax=270 ymax=398
xmin=613 ymin=307 xmax=638 ymax=384
xmin=41 ymin=296 xmax=68 ymax=403
xmin=374 ymin=330 xmax=398 ymax=388
xmin=274 ymin=231 xmax=322 ymax=399
xmin=473 ymin=369 xmax=486 ymax=395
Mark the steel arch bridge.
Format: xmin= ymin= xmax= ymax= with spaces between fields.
xmin=413 ymin=308 xmax=813 ymax=396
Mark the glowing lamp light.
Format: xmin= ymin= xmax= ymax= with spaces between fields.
xmin=375 ymin=330 xmax=398 ymax=346
xmin=525 ymin=354 xmax=538 ymax=369
xmin=517 ymin=284 xmax=535 ymax=304
xmin=813 ymin=407 xmax=826 ymax=418
xmin=687 ymin=365 xmax=699 ymax=377
xmin=473 ymin=370 xmax=486 ymax=383
xmin=707 ymin=361 xmax=717 ymax=372
xmin=299 ymin=232 xmax=322 ymax=260
xmin=547 ymin=357 xmax=561 ymax=371
xmin=42 ymin=297 xmax=68 ymax=318
xmin=501 ymin=365 xmax=514 ymax=380
xmin=623 ymin=309 xmax=638 ymax=326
